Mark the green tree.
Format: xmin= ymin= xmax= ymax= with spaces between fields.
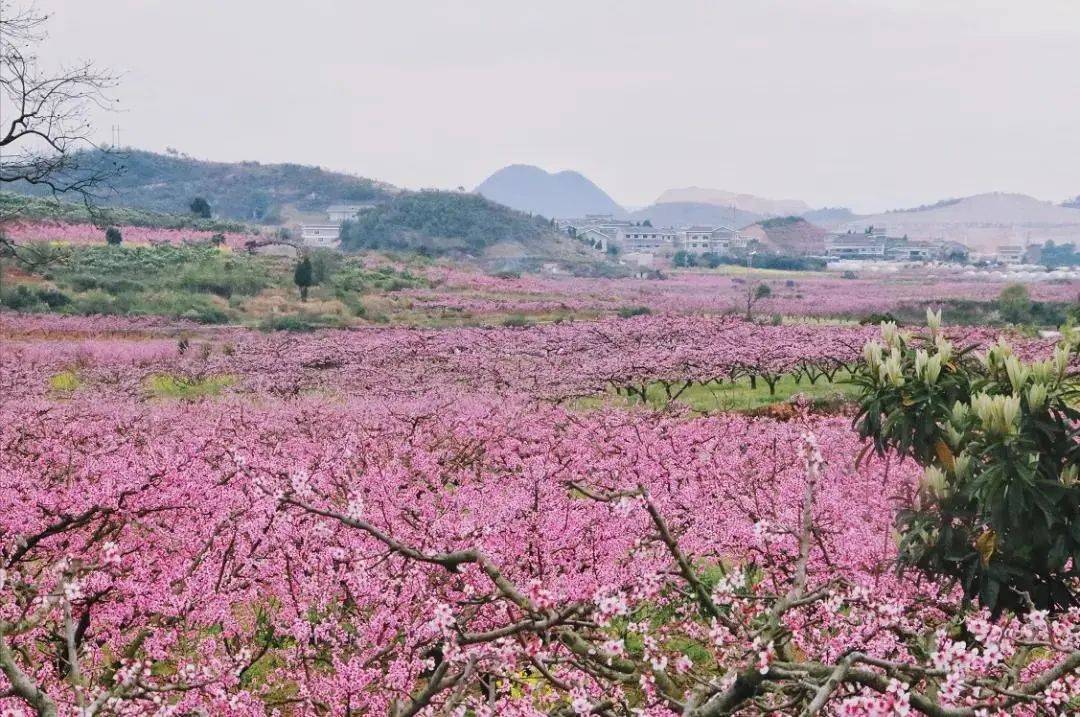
xmin=293 ymin=255 xmax=314 ymax=301
xmin=998 ymin=283 xmax=1032 ymax=324
xmin=105 ymin=226 xmax=122 ymax=245
xmin=744 ymin=282 xmax=771 ymax=319
xmin=189 ymin=197 xmax=212 ymax=219
xmin=852 ymin=311 xmax=1080 ymax=614
xmin=672 ymin=250 xmax=694 ymax=268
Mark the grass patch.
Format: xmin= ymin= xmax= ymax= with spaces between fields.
xmin=146 ymin=374 xmax=236 ymax=400
xmin=578 ymin=372 xmax=858 ymax=414
xmin=257 ymin=313 xmax=350 ymax=332
xmin=48 ymin=370 xmax=81 ymax=393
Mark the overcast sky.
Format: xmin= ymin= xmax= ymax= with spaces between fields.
xmin=34 ymin=0 xmax=1080 ymax=212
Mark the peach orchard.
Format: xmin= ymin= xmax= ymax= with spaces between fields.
xmin=1 ymin=312 xmax=1079 ymax=716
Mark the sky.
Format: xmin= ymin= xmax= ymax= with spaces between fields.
xmin=32 ymin=0 xmax=1080 ymax=213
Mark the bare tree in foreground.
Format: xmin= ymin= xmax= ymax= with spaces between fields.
xmin=0 ymin=0 xmax=121 ymax=276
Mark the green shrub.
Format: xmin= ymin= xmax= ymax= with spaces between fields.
xmin=258 ymin=313 xmax=346 ymax=332
xmin=617 ymin=306 xmax=652 ymax=318
xmin=859 ymin=312 xmax=900 ymax=326
xmin=105 ymin=226 xmax=123 ymax=245
xmin=852 ymin=310 xmax=1080 ymax=614
xmin=0 ymin=285 xmax=71 ymax=310
xmin=501 ymin=315 xmax=533 ymax=328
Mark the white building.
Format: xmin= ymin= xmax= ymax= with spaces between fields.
xmin=676 ymin=225 xmax=746 ymax=254
xmin=299 ymin=224 xmax=341 ymax=248
xmin=826 ymin=234 xmax=886 ymax=258
xmin=326 ymin=204 xmax=371 ymax=223
xmin=995 ymin=245 xmax=1026 ymax=264
xmin=616 ymin=226 xmax=677 ymax=253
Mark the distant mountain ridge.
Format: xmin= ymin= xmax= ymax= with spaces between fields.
xmin=655 ymin=186 xmax=811 ymax=217
xmin=475 ymin=165 xmax=624 ymax=219
xmin=842 ymin=192 xmax=1080 ymax=252
xmin=628 ymin=202 xmax=764 ymax=229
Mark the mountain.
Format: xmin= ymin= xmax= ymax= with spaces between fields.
xmin=842 ymin=192 xmax=1080 ymax=252
xmin=738 ymin=217 xmax=827 ymax=255
xmin=474 ymin=165 xmax=624 ymax=219
xmin=3 ymin=148 xmax=393 ymax=223
xmin=629 ymin=202 xmax=763 ymax=229
xmin=655 ymin=187 xmax=811 ymax=217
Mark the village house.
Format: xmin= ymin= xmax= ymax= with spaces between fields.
xmin=676 ymin=225 xmax=746 ymax=254
xmin=326 ymin=204 xmax=372 ymax=223
xmin=616 ymin=225 xmax=678 ymax=253
xmin=995 ymin=244 xmax=1026 ymax=265
xmin=299 ymin=224 xmax=341 ymax=248
xmin=825 ymin=234 xmax=886 ymax=259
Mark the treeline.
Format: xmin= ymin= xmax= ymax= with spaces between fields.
xmin=1040 ymin=241 xmax=1080 ymax=268
xmin=673 ymin=249 xmax=826 ymax=271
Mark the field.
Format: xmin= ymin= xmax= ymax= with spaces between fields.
xmin=3 ymin=216 xmax=1080 ymax=717
xmin=3 ymin=287 xmax=1080 ymax=716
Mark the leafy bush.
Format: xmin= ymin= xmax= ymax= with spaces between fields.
xmin=852 ymin=310 xmax=1080 ymax=613
xmin=105 ymin=226 xmax=122 ymax=245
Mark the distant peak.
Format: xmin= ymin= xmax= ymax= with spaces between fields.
xmin=475 ymin=165 xmax=624 ymax=219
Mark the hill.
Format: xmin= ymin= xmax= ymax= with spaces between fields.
xmin=475 ymin=165 xmax=624 ymax=219
xmin=738 ymin=216 xmax=827 ymax=255
xmin=3 ymin=148 xmax=393 ymax=223
xmin=629 ymin=202 xmax=763 ymax=229
xmin=339 ymin=190 xmax=606 ymax=272
xmin=799 ymin=207 xmax=860 ymax=229
xmin=655 ymin=187 xmax=811 ymax=217
xmin=842 ymin=192 xmax=1080 ymax=252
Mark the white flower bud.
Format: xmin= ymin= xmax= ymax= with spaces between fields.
xmin=1027 ymin=383 xmax=1048 ymax=412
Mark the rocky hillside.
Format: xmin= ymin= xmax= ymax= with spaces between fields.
xmin=843 ymin=193 xmax=1080 ymax=251
xmin=739 ymin=216 xmax=827 ymax=255
xmin=475 ymin=165 xmax=624 ymax=219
